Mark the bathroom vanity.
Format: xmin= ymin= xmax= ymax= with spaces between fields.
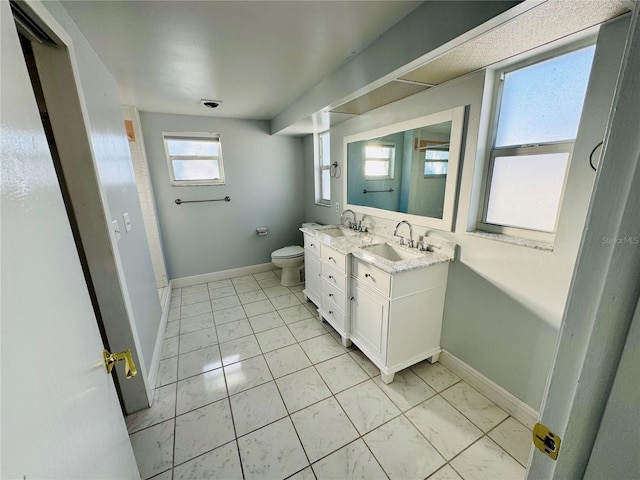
xmin=300 ymin=225 xmax=455 ymax=383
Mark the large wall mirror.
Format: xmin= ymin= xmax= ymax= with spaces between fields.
xmin=344 ymin=106 xmax=465 ymax=231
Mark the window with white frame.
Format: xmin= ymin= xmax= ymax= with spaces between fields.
xmin=163 ymin=132 xmax=225 ymax=186
xmin=365 ymin=143 xmax=395 ymax=179
xmin=316 ymin=131 xmax=331 ymax=205
xmin=479 ymin=45 xmax=595 ymax=241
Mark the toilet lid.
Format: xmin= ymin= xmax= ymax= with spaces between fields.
xmin=272 ymin=245 xmax=304 ymax=259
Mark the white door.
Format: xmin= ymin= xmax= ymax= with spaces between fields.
xmin=0 ymin=2 xmax=139 ymax=478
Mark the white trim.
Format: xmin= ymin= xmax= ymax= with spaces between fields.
xmin=171 ymin=262 xmax=278 ymax=288
xmin=439 ymin=350 xmax=539 ymax=429
xmin=146 ymin=281 xmax=173 ymax=399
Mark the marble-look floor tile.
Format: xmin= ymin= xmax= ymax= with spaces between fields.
xmin=161 ymin=336 xmax=179 ymax=359
xmin=288 ymin=466 xmax=316 ymax=480
xmin=257 ymin=277 xmax=282 ymax=289
xmin=179 ymin=327 xmax=218 ymax=354
xmin=180 ymin=313 xmax=214 ymax=335
xmin=208 ymin=285 xmax=237 ymax=300
xmin=405 ymin=395 xmax=482 ymax=460
xmin=165 ymin=320 xmax=180 ymax=338
xmin=219 ymin=335 xmax=262 ymax=366
xmin=168 ymin=307 xmax=180 ymax=322
xmin=247 ymin=311 xmax=284 ymax=333
xmin=211 ymin=295 xmax=241 ymax=312
xmin=315 ymin=354 xmax=369 ymax=393
xmin=299 ymin=334 xmax=345 ymax=364
xmin=149 ymin=469 xmax=172 ymax=480
xmin=237 ymin=417 xmax=308 ymax=480
xmin=182 ymin=290 xmax=210 ymax=306
xmin=181 ymin=300 xmax=212 ymax=319
xmin=174 ymin=399 xmax=235 ymax=465
xmin=304 ymin=302 xmax=319 ymax=316
xmin=229 ymin=381 xmax=288 ymax=436
xmin=156 ymin=356 xmax=178 ymax=387
xmin=312 ymin=439 xmax=387 ymax=480
xmin=126 ymin=383 xmax=176 ymax=434
xmin=182 ymin=284 xmax=208 ymax=295
xmin=373 ymin=368 xmax=437 ymax=411
xmin=253 ymin=270 xmax=277 ymax=281
xmin=278 ymin=304 xmax=314 ymax=324
xmin=255 ymin=325 xmax=296 ymax=352
xmin=364 ymin=415 xmax=445 ymax=480
xmin=288 ymin=318 xmax=327 ymax=342
xmin=173 ymin=441 xmax=242 ymax=480
xmin=215 ymin=318 xmax=254 ymax=343
xmin=349 ymin=349 xmax=380 ymax=377
xmin=488 ymin=417 xmax=532 ymax=466
xmin=450 ymin=436 xmax=526 ymax=480
xmin=238 ymin=289 xmax=268 ymax=305
xmin=264 ymin=344 xmax=312 ymax=378
xmin=233 ymin=280 xmax=261 ymax=294
xmin=263 ymin=285 xmax=292 ymax=298
xmin=177 ymin=345 xmax=222 ymax=380
xmin=427 ymin=465 xmax=463 ymax=480
xmin=291 ymin=397 xmax=359 ymax=463
xmin=410 ymin=361 xmax=460 ymax=392
xmin=294 ymin=291 xmax=309 ymax=304
xmin=335 ymin=380 xmax=401 ymax=435
xmin=231 ymin=274 xmax=256 ymax=284
xmin=176 ymin=368 xmax=227 ymax=415
xmin=224 ymin=355 xmax=273 ymax=395
xmin=441 ymin=382 xmax=508 ymax=432
xmin=213 ymin=306 xmax=246 ymax=326
xmin=130 ymin=419 xmax=174 ymax=479
xmin=242 ymin=299 xmax=275 ymax=317
xmin=288 ymin=284 xmax=305 ymax=293
xmin=276 ymin=366 xmax=332 ymax=413
xmin=271 ymin=293 xmax=302 ymax=310
xmin=207 ymin=279 xmax=233 ymax=290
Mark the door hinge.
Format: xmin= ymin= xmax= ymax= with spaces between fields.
xmin=533 ymin=422 xmax=561 ymax=460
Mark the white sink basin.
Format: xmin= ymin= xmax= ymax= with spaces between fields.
xmin=317 ymin=227 xmax=346 ymax=237
xmin=359 ymin=243 xmax=419 ymax=262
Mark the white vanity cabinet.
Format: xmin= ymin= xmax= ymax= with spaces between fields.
xmin=319 ymin=244 xmax=351 ymax=347
xmin=350 ymin=257 xmax=449 ymax=383
xmin=303 ymin=233 xmax=321 ymax=307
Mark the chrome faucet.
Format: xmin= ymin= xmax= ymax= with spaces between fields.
xmin=394 ymin=220 xmax=413 ymax=247
xmin=340 ymin=209 xmax=357 ymax=229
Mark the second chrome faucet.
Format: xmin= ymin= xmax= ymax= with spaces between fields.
xmin=393 ymin=220 xmax=413 ymax=248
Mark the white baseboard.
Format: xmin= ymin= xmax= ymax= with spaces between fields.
xmin=146 ymin=281 xmax=173 ymax=401
xmin=171 ymin=263 xmax=278 ymax=288
xmin=439 ymin=350 xmax=539 ymax=429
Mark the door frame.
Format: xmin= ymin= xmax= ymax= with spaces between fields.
xmin=528 ymin=3 xmax=640 ymax=477
xmin=16 ymin=0 xmax=153 ymax=412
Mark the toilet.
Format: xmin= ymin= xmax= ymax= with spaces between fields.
xmin=271 ymin=223 xmax=322 ymax=287
xmin=271 ymin=246 xmax=305 ymax=287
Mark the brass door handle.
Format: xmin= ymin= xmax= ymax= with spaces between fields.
xmin=103 ymin=349 xmax=137 ymax=379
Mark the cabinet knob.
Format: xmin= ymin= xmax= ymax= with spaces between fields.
xmin=329 ymin=256 xmax=334 ymax=261
xmin=329 ymin=310 xmax=333 ymax=314
xmin=350 ymin=296 xmax=355 ymax=301
xmin=329 ymin=293 xmax=333 ymax=297
xmin=365 ymin=273 xmax=372 ymax=279
xmin=329 ymin=275 xmax=334 ymax=279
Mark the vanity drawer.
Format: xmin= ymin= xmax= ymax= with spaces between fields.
xmin=320 ymin=263 xmax=347 ymax=292
xmin=304 ymin=234 xmax=320 ymax=253
xmin=320 ymin=245 xmax=347 ymax=271
xmin=321 ymin=279 xmax=346 ymax=309
xmin=352 ymin=260 xmax=391 ymax=296
xmin=320 ymin=296 xmax=346 ymax=330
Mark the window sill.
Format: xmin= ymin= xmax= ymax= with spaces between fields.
xmin=467 ymin=230 xmax=554 ymax=252
xmin=315 ymin=202 xmax=331 ymax=208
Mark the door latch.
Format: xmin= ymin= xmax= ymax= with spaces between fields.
xmin=103 ymin=349 xmax=137 ymax=379
xmin=533 ymin=422 xmax=561 ymax=460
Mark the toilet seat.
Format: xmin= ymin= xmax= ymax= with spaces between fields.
xmin=272 ymin=245 xmax=304 ymax=259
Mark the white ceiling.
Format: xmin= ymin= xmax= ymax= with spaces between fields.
xmin=60 ymin=0 xmax=422 ymax=120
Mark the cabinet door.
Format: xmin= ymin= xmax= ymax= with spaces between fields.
xmin=304 ymin=251 xmax=321 ymax=303
xmin=351 ymin=282 xmax=388 ymax=364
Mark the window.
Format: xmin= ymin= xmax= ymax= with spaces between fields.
xmin=365 ymin=143 xmax=395 ymax=179
xmin=163 ymin=132 xmax=225 ymax=186
xmin=423 ymin=143 xmax=449 ymax=177
xmin=479 ymin=45 xmax=595 ymax=241
xmin=316 ymin=131 xmax=330 ymax=205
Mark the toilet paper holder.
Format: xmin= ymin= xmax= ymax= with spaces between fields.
xmin=256 ymin=226 xmax=268 ymax=236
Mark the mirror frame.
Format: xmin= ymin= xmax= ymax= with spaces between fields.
xmin=343 ymin=106 xmax=465 ymax=231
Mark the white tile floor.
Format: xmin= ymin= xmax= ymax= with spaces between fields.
xmin=127 ymin=270 xmax=531 ymax=480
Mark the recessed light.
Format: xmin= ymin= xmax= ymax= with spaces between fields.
xmin=200 ymin=99 xmax=222 ymax=109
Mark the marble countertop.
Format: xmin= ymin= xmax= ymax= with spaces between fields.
xmin=300 ymin=225 xmax=455 ymax=274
